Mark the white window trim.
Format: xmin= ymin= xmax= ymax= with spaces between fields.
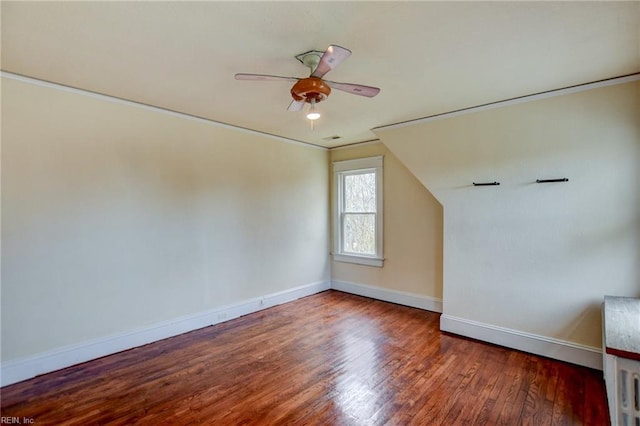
xmin=332 ymin=155 xmax=384 ymax=267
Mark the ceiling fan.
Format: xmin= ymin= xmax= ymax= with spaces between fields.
xmin=234 ymin=45 xmax=380 ymax=121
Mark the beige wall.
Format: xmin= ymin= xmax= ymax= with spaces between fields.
xmin=377 ymin=81 xmax=640 ymax=348
xmin=330 ymin=142 xmax=443 ymax=299
xmin=1 ymin=77 xmax=330 ymax=361
xmin=5 ymin=72 xmax=634 ymax=370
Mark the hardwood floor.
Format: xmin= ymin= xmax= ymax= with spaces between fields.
xmin=0 ymin=290 xmax=609 ymax=425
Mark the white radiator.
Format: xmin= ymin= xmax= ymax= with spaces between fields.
xmin=606 ymin=354 xmax=640 ymax=426
xmin=617 ymin=357 xmax=640 ymax=426
xmin=602 ymin=297 xmax=640 ymax=426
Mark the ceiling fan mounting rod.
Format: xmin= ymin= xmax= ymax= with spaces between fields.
xmin=295 ymin=50 xmax=323 ymax=74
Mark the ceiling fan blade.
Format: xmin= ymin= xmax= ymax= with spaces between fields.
xmin=287 ymin=99 xmax=306 ymax=112
xmin=311 ymin=45 xmax=351 ymax=78
xmin=325 ymin=81 xmax=381 ymax=98
xmin=235 ymin=73 xmax=299 ymax=82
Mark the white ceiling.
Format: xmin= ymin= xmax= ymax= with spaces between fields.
xmin=2 ymin=1 xmax=639 ymax=148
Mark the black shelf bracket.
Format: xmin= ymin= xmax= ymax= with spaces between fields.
xmin=473 ymin=182 xmax=500 ymax=186
xmin=536 ymin=178 xmax=569 ymax=183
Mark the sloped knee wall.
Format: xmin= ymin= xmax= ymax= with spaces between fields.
xmin=376 ymin=81 xmax=640 ymax=366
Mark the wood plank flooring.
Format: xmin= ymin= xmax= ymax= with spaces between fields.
xmin=0 ymin=290 xmax=609 ymax=425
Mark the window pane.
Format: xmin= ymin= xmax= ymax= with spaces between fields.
xmin=343 ymin=213 xmax=375 ymax=255
xmin=344 ymin=172 xmax=376 ymax=212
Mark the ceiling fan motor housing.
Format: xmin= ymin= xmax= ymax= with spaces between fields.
xmin=291 ymin=77 xmax=331 ymax=103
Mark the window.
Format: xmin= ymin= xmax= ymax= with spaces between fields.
xmin=333 ymin=156 xmax=383 ymax=267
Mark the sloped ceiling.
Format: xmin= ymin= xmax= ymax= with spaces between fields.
xmin=1 ymin=1 xmax=639 ymax=148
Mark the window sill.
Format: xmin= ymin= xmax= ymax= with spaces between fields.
xmin=333 ymin=253 xmax=384 ymax=267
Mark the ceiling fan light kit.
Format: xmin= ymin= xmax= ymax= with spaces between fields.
xmin=291 ymin=77 xmax=331 ymax=103
xmin=306 ymin=98 xmax=321 ymax=121
xmin=235 ymin=44 xmax=380 ymax=125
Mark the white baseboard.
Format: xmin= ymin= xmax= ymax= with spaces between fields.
xmin=3 ymin=282 xmax=600 ymax=387
xmin=331 ymin=280 xmax=443 ymax=313
xmin=440 ymin=314 xmax=603 ymax=370
xmin=1 ymin=280 xmax=331 ymax=387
